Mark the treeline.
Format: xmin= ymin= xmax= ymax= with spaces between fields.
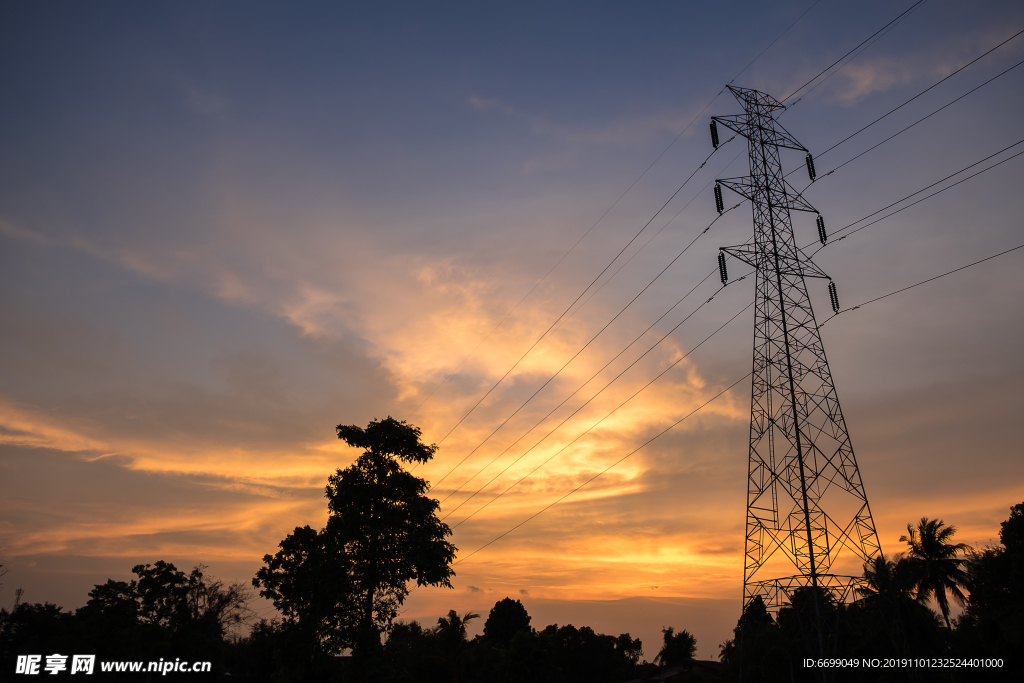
xmin=234 ymin=597 xmax=664 ymax=682
xmin=0 ymin=586 xmax=696 ymax=681
xmin=718 ymin=504 xmax=1024 ymax=682
xmin=0 ymin=561 xmax=250 ymax=679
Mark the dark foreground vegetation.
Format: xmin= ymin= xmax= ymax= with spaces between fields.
xmin=718 ymin=504 xmax=1024 ymax=683
xmin=2 ymin=418 xmax=1022 ymax=681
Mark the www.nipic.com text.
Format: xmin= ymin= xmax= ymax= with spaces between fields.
xmin=15 ymin=655 xmax=213 ymax=675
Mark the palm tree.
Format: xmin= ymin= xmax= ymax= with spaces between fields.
xmin=435 ymin=610 xmax=479 ymax=683
xmin=655 ymin=626 xmax=697 ymax=670
xmin=857 ymin=552 xmax=941 ymax=674
xmin=900 ymin=517 xmax=972 ymax=632
xmin=858 ymin=553 xmax=916 ymax=604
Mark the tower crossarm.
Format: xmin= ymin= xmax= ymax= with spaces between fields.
xmin=717 ymin=177 xmax=818 ymax=213
xmin=721 ymin=243 xmax=831 ymax=280
xmin=711 ymin=114 xmax=808 ymax=152
xmin=726 ymin=85 xmax=787 ymax=112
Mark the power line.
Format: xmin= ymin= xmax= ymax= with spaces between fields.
xmin=792 ymin=0 xmax=928 ymax=105
xmin=781 ymin=0 xmax=927 ymax=103
xmin=439 ymin=275 xmax=733 ymax=518
xmin=408 ymin=102 xmax=726 ymax=422
xmin=448 ymin=299 xmax=753 ymax=528
xmin=800 ymin=55 xmax=1024 ymax=184
xmin=429 ymin=142 xmax=732 ymax=450
xmin=815 ymin=139 xmax=1024 ymax=249
xmin=417 ymin=4 xmax=824 ymax=448
xmin=431 ymin=150 xmax=748 ymax=489
xmin=437 ymin=268 xmax=719 ymax=507
xmin=453 ymin=372 xmax=751 ymax=565
xmin=450 ymin=138 xmax=1024 ymax=525
xmin=550 ymin=137 xmax=738 ymax=339
xmin=430 ymin=203 xmax=740 ymax=491
xmin=819 ymin=242 xmax=1024 ymax=328
xmin=436 ymin=158 xmax=754 ymax=490
xmin=817 ymin=28 xmax=1024 ymax=160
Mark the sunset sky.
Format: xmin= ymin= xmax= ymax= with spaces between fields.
xmin=2 ymin=0 xmax=1023 ymax=660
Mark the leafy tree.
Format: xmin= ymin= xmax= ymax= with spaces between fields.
xmin=501 ymin=627 xmax=552 ymax=683
xmin=483 ymin=597 xmax=532 ymax=644
xmin=655 ymin=626 xmax=697 ymax=666
xmin=130 ymin=561 xmax=250 ymax=639
xmin=82 ymin=578 xmax=141 ymax=626
xmin=956 ymin=501 xmax=1024 ymax=680
xmin=255 ymin=417 xmax=456 ymax=678
xmin=253 ymin=523 xmax=358 ymax=669
xmin=998 ymin=501 xmax=1024 ymax=551
xmin=900 ymin=517 xmax=971 ymax=632
xmin=329 ymin=417 xmax=457 ymax=664
xmin=857 ymin=553 xmax=917 ymax=606
xmin=719 ymin=597 xmax=798 ymax=683
xmin=383 ymin=620 xmax=447 ymax=682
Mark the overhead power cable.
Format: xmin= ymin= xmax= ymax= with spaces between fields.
xmin=818 ymin=28 xmax=1024 ymax=160
xmin=781 ymin=0 xmax=927 ymax=103
xmin=408 ymin=106 xmax=724 ymax=422
xmin=438 ymin=272 xmax=731 ymax=516
xmin=792 ymin=2 xmax=927 ymax=105
xmin=430 ymin=203 xmax=741 ymax=491
xmin=550 ymin=137 xmax=738 ymax=338
xmin=820 ymin=242 xmax=1024 ymax=328
xmin=453 ymin=372 xmax=751 ymax=565
xmin=431 ymin=150 xmax=748 ymax=487
xmin=436 ymin=268 xmax=719 ymax=507
xmin=797 ymin=54 xmax=1024 ymax=184
xmin=418 ymin=2 xmax=822 ymax=447
xmin=452 ymin=241 xmax=1024 ymax=565
xmin=448 ymin=298 xmax=754 ymax=528
xmin=811 ymin=138 xmax=1024 ymax=251
xmin=430 ymin=143 xmax=732 ymax=453
xmin=454 ymin=137 xmax=1024 ymax=529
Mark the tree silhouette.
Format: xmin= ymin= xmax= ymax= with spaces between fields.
xmin=856 ymin=553 xmax=941 ymax=666
xmin=957 ymin=501 xmax=1024 ymax=679
xmin=998 ymin=501 xmax=1024 ymax=551
xmin=330 ymin=417 xmax=457 ymax=664
xmin=436 ymin=610 xmax=479 ymax=683
xmin=654 ymin=626 xmax=697 ymax=666
xmin=253 ymin=523 xmax=358 ymax=667
xmin=255 ymin=417 xmax=456 ymax=678
xmin=900 ymin=517 xmax=971 ymax=632
xmin=483 ymin=597 xmax=531 ymax=644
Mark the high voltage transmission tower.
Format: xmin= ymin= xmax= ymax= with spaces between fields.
xmin=711 ymin=86 xmax=881 ymax=659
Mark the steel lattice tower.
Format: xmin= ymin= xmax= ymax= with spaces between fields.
xmin=711 ymin=86 xmax=881 ymax=641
